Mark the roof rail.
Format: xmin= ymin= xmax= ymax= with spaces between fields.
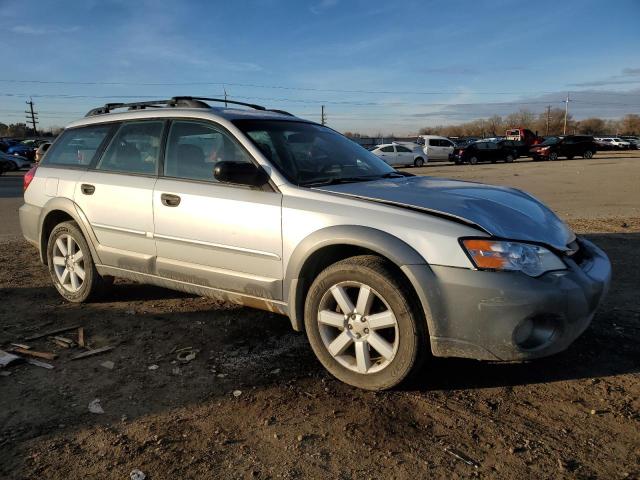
xmin=85 ymin=96 xmax=295 ymax=118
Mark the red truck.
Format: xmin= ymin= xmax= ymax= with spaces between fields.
xmin=505 ymin=128 xmax=542 ymax=146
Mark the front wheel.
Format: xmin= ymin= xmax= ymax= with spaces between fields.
xmin=469 ymin=156 xmax=479 ymax=165
xmin=505 ymin=154 xmax=515 ymax=163
xmin=583 ymin=150 xmax=594 ymax=159
xmin=7 ymin=160 xmax=18 ymax=171
xmin=414 ymin=157 xmax=425 ymax=167
xmin=549 ymin=152 xmax=559 ymax=161
xmin=304 ymin=255 xmax=427 ymax=390
xmin=47 ymin=221 xmax=111 ymax=303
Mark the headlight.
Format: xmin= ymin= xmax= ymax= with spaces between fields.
xmin=461 ymin=239 xmax=566 ymax=277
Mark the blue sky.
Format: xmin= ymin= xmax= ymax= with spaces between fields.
xmin=1 ymin=0 xmax=639 ymax=134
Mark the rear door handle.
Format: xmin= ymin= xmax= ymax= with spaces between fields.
xmin=161 ymin=193 xmax=181 ymax=207
xmin=81 ymin=184 xmax=95 ymax=195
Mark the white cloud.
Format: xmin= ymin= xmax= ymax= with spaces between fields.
xmin=11 ymin=25 xmax=80 ymax=35
xmin=310 ymin=0 xmax=339 ymax=15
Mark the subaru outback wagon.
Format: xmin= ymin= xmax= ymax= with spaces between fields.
xmin=20 ymin=97 xmax=611 ymax=390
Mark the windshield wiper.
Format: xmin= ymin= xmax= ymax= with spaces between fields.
xmin=303 ymin=176 xmax=380 ymax=187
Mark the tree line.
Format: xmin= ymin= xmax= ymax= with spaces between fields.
xmin=418 ymin=111 xmax=640 ymax=138
xmin=0 ymin=122 xmax=63 ymax=138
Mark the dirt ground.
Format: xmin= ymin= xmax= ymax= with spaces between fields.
xmin=1 ymin=154 xmax=639 ymax=479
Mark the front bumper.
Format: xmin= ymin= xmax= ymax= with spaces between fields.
xmin=416 ymin=237 xmax=611 ymax=361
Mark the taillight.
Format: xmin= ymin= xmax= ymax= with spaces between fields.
xmin=23 ymin=165 xmax=37 ymax=192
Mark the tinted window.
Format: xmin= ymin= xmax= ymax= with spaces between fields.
xmin=396 ymin=145 xmax=412 ymax=152
xmin=164 ymin=120 xmax=252 ymax=182
xmin=97 ymin=121 xmax=163 ymax=175
xmin=41 ymin=125 xmax=111 ymax=167
xmin=441 ymin=140 xmax=453 ymax=147
xmin=428 ymin=139 xmax=439 ymax=146
xmin=380 ymin=146 xmax=394 ymax=153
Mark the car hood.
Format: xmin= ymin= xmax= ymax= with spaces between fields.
xmin=316 ymin=176 xmax=575 ymax=251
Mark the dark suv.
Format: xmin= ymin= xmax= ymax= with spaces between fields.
xmin=530 ymin=135 xmax=597 ymax=161
xmin=454 ymin=141 xmax=517 ymax=165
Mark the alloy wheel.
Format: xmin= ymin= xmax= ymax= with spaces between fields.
xmin=317 ymin=281 xmax=399 ymax=374
xmin=52 ymin=234 xmax=86 ymax=292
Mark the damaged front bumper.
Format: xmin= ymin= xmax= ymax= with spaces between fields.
xmin=423 ymin=237 xmax=611 ymax=361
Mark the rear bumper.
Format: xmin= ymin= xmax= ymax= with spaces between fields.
xmin=410 ymin=238 xmax=611 ymax=361
xmin=19 ymin=203 xmax=41 ymax=250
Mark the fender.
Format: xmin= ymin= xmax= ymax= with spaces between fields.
xmin=38 ymin=197 xmax=102 ymax=266
xmin=285 ymin=225 xmax=437 ymax=333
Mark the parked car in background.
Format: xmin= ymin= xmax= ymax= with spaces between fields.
xmin=35 ymin=142 xmax=52 ymax=163
xmin=595 ymin=138 xmax=615 ymax=150
xmin=454 ymin=140 xmax=517 ymax=164
xmin=620 ymin=136 xmax=639 ymax=149
xmin=370 ymin=143 xmax=426 ymax=167
xmin=6 ymin=142 xmax=36 ymax=161
xmin=416 ymin=135 xmax=455 ymax=161
xmin=0 ymin=151 xmax=33 ymax=170
xmin=530 ymin=135 xmax=597 ymax=161
xmin=452 ymin=138 xmax=478 ymax=148
xmin=505 ymin=128 xmax=542 ymax=146
xmin=594 ymin=137 xmax=631 ymax=150
xmin=19 ymin=96 xmax=612 ymax=390
xmin=497 ymin=139 xmax=529 ymax=158
xmin=0 ymin=156 xmax=10 ymax=175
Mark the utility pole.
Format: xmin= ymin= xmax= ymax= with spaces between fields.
xmin=545 ymin=105 xmax=551 ymax=136
xmin=321 ymin=105 xmax=326 ymax=125
xmin=223 ymin=86 xmax=228 ymax=107
xmin=563 ymin=92 xmax=570 ymax=135
xmin=25 ymin=98 xmax=38 ymax=135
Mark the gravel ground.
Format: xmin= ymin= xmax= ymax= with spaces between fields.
xmin=1 ymin=153 xmax=639 ymax=479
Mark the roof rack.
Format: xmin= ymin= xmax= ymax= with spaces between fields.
xmin=85 ymin=96 xmax=294 ymax=117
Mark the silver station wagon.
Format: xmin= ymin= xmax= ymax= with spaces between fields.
xmin=20 ymin=97 xmax=612 ymax=390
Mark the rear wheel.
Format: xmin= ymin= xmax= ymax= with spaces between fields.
xmin=47 ymin=221 xmax=111 ymax=303
xmin=549 ymin=152 xmax=559 ymax=161
xmin=304 ymin=255 xmax=427 ymax=390
xmin=505 ymin=154 xmax=515 ymax=163
xmin=7 ymin=160 xmax=18 ymax=171
xmin=469 ymin=156 xmax=479 ymax=165
xmin=414 ymin=157 xmax=425 ymax=167
xmin=583 ymin=150 xmax=594 ymax=159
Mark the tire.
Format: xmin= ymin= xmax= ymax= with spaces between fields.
xmin=469 ymin=156 xmax=478 ymax=165
xmin=47 ymin=221 xmax=111 ymax=303
xmin=549 ymin=152 xmax=559 ymax=161
xmin=413 ymin=157 xmax=424 ymax=167
xmin=505 ymin=154 xmax=515 ymax=163
xmin=304 ymin=255 xmax=427 ymax=390
xmin=583 ymin=150 xmax=594 ymax=159
xmin=7 ymin=160 xmax=17 ymax=171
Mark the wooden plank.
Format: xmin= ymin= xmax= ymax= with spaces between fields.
xmin=12 ymin=348 xmax=57 ymax=361
xmin=27 ymin=359 xmax=55 ymax=369
xmin=25 ymin=325 xmax=81 ymax=341
xmin=10 ymin=343 xmax=31 ymax=350
xmin=70 ymin=346 xmax=114 ymax=360
xmin=77 ymin=327 xmax=85 ymax=348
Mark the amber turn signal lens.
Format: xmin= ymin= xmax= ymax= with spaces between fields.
xmin=461 ymin=239 xmax=507 ymax=269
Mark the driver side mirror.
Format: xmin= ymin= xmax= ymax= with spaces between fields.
xmin=213 ymin=161 xmax=270 ymax=187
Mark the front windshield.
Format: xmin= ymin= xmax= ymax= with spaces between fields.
xmin=540 ymin=136 xmax=560 ymax=146
xmin=233 ymin=119 xmax=397 ymax=186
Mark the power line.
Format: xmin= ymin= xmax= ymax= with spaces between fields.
xmin=1 ymin=78 xmax=639 ymax=97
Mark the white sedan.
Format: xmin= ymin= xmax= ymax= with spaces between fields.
xmin=370 ymin=143 xmax=426 ymax=167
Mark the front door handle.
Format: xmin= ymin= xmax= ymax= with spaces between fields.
xmin=161 ymin=193 xmax=181 ymax=207
xmin=81 ymin=184 xmax=95 ymax=195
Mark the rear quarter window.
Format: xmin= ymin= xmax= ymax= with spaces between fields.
xmin=42 ymin=124 xmax=113 ymax=167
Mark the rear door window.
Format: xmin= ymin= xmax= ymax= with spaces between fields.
xmin=96 ymin=121 xmax=164 ymax=175
xmin=380 ymin=146 xmax=394 ymax=153
xmin=41 ymin=125 xmax=113 ymax=167
xmin=396 ymin=146 xmax=412 ymax=152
